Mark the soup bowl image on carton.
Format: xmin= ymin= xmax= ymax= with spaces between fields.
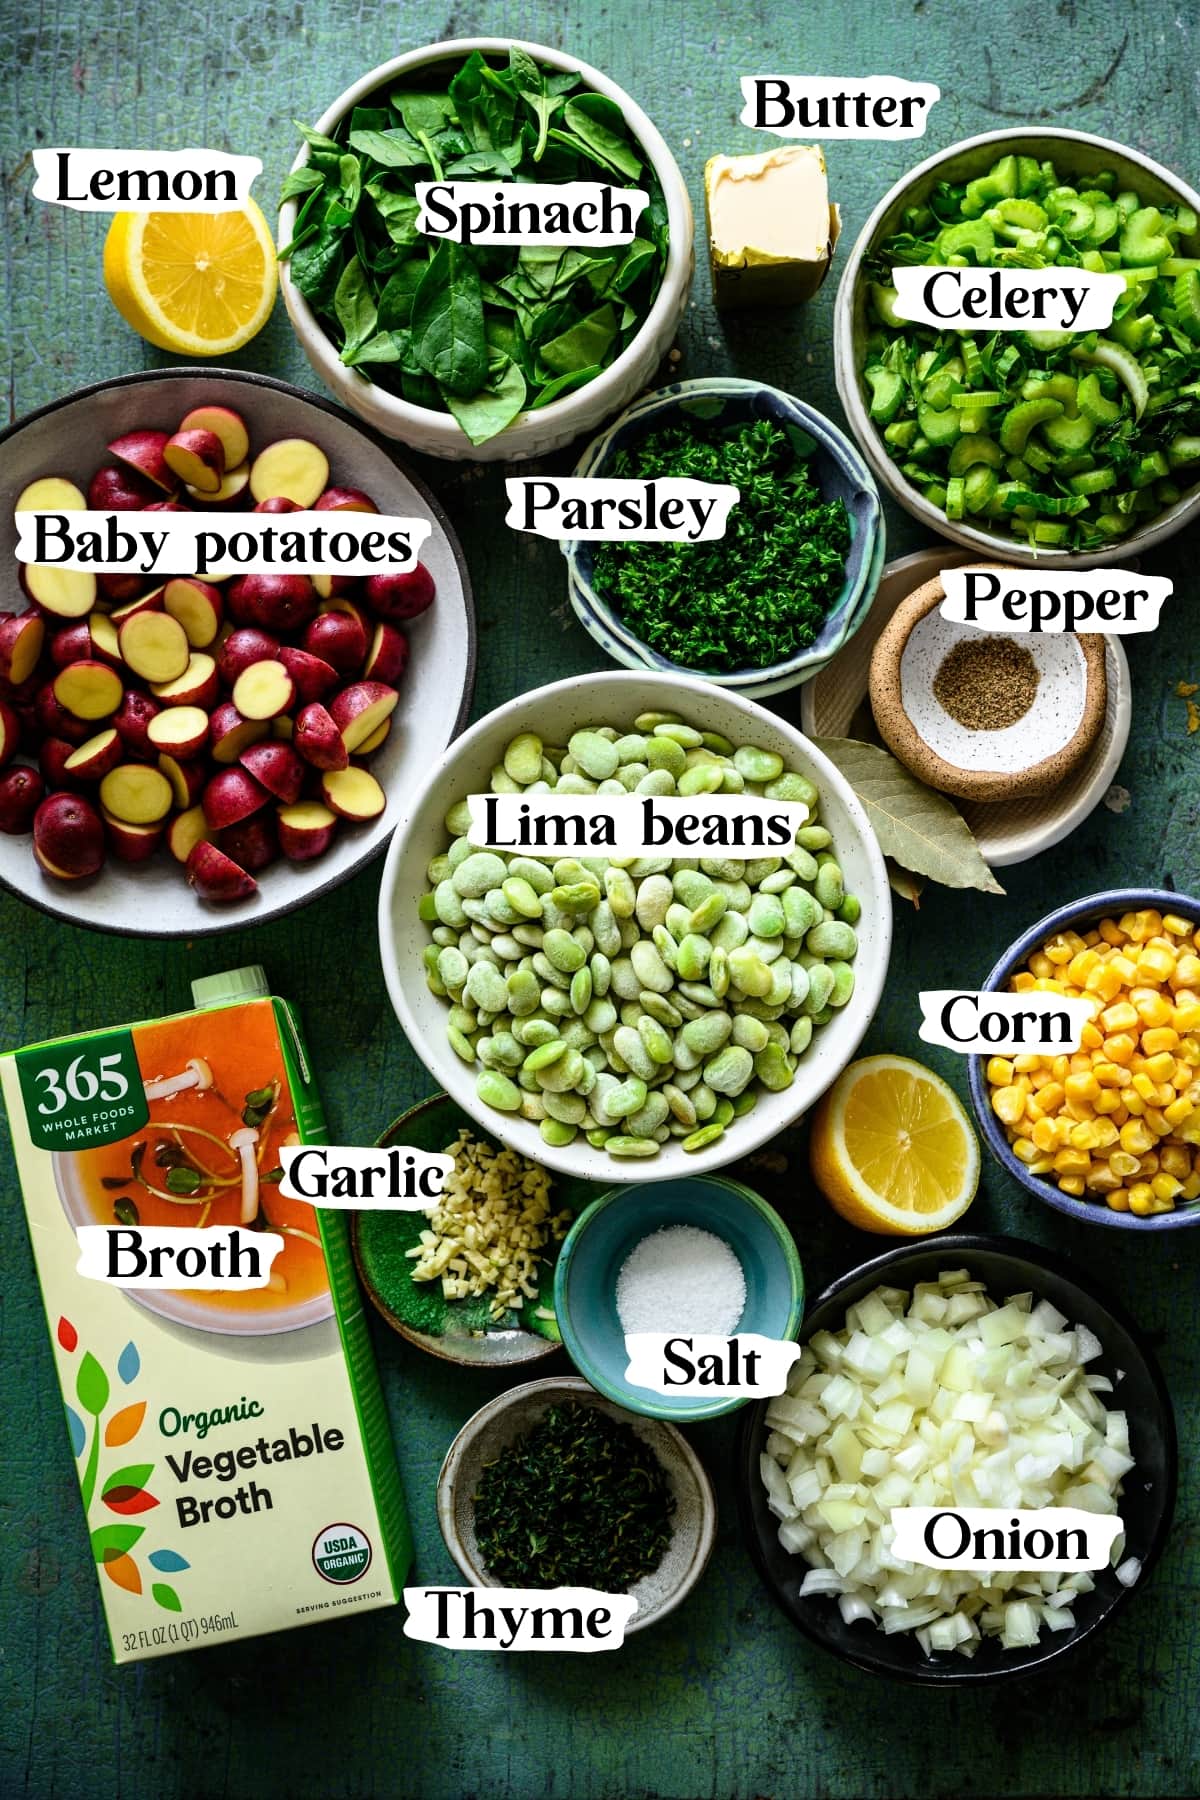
xmin=0 ymin=965 xmax=412 ymax=1663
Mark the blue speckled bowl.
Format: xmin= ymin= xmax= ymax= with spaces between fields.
xmin=554 ymin=1175 xmax=805 ymax=1420
xmin=967 ymin=888 xmax=1200 ymax=1232
xmin=565 ymin=378 xmax=886 ymax=699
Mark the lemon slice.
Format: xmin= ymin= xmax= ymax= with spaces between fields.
xmin=810 ymin=1054 xmax=980 ymax=1235
xmin=103 ymin=203 xmax=277 ymax=356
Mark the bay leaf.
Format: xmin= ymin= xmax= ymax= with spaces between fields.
xmin=887 ymin=861 xmax=925 ymax=908
xmin=812 ymin=737 xmax=1004 ymax=895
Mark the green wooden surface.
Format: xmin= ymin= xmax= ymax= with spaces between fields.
xmin=2 ymin=3 xmax=1198 ymax=1795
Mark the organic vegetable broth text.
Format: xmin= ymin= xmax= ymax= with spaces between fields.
xmin=0 ymin=971 xmax=412 ymax=1663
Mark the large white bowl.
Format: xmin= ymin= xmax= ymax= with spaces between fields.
xmin=834 ymin=128 xmax=1200 ymax=569
xmin=377 ymin=671 xmax=892 ymax=1183
xmin=0 ymin=369 xmax=475 ymax=937
xmin=278 ymin=38 xmax=694 ymax=463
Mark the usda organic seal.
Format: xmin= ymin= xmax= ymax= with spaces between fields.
xmin=313 ymin=1522 xmax=372 ymax=1584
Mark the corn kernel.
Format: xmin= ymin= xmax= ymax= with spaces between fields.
xmin=1085 ymin=1165 xmax=1121 ymax=1193
xmin=1012 ymin=972 xmax=1037 ymax=992
xmin=1094 ymin=1090 xmax=1122 ymax=1115
xmin=1164 ymin=1096 xmax=1195 ymax=1129
xmin=1151 ymin=1174 xmax=1182 ymax=1203
xmin=1128 ymin=1188 xmax=1154 ymax=1216
xmin=1053 ymin=1148 xmax=1092 ymax=1177
xmin=1101 ymin=1000 xmax=1139 ymax=1033
xmin=993 ymin=1085 xmax=1026 ymax=1126
xmin=1181 ymin=1173 xmax=1200 ymax=1200
xmin=1098 ymin=918 xmax=1123 ymax=946
xmin=1057 ymin=1176 xmax=1087 ymax=1197
xmin=1172 ymin=954 xmax=1200 ymax=988
xmin=1120 ymin=1120 xmax=1157 ymax=1155
xmin=1012 ymin=1137 xmax=1040 ymax=1164
xmin=1161 ymin=1144 xmax=1191 ymax=1178
xmin=1102 ymin=1034 xmax=1136 ymax=1065
xmin=1131 ymin=1072 xmax=1158 ymax=1104
xmin=1106 ymin=1188 xmax=1131 ymax=1211
xmin=1163 ymin=913 xmax=1192 ymax=937
xmin=1063 ymin=1072 xmax=1100 ymax=1104
xmin=1109 ymin=1150 xmax=1141 ymax=1178
xmin=986 ymin=1056 xmax=1015 ymax=1087
xmin=1135 ymin=993 xmax=1174 ymax=1028
xmin=1137 ymin=945 xmax=1177 ymax=982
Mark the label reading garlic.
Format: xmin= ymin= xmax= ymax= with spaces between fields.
xmin=75 ymin=1225 xmax=284 ymax=1288
xmin=277 ymin=1144 xmax=453 ymax=1210
xmin=891 ymin=265 xmax=1122 ymax=333
xmin=404 ymin=1586 xmax=636 ymax=1652
xmin=32 ymin=148 xmax=261 ymax=211
xmin=940 ymin=568 xmax=1172 ymax=635
xmin=918 ymin=990 xmax=1091 ymax=1055
xmin=624 ymin=1333 xmax=803 ymax=1397
xmin=891 ymin=1507 xmax=1125 ymax=1572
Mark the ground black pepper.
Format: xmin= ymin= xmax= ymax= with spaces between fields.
xmin=933 ymin=636 xmax=1040 ymax=731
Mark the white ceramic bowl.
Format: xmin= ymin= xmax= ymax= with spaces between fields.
xmin=436 ymin=1376 xmax=717 ymax=1635
xmin=834 ymin=129 xmax=1200 ymax=568
xmin=377 ymin=670 xmax=893 ymax=1183
xmin=279 ymin=38 xmax=694 ymax=463
xmin=0 ymin=368 xmax=475 ymax=937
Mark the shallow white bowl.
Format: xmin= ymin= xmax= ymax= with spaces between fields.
xmin=436 ymin=1375 xmax=717 ymax=1635
xmin=834 ymin=129 xmax=1200 ymax=569
xmin=279 ymin=38 xmax=694 ymax=463
xmin=377 ymin=670 xmax=892 ymax=1183
xmin=0 ymin=368 xmax=475 ymax=937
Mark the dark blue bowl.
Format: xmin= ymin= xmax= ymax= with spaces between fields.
xmin=967 ymin=889 xmax=1200 ymax=1232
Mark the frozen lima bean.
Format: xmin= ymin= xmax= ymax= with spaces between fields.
xmin=416 ymin=710 xmax=864 ymax=1156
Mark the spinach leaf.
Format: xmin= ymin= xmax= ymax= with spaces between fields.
xmin=444 ymin=150 xmax=517 ymax=179
xmin=443 ymin=356 xmax=528 ymax=444
xmin=367 ymin=184 xmax=421 ymax=247
xmin=349 ymin=128 xmax=428 ymax=169
xmin=411 ymin=242 xmax=488 ymax=397
xmin=280 ymin=166 xmax=325 ymax=205
xmin=290 ymin=230 xmax=344 ymax=308
xmin=540 ymin=302 xmax=618 ymax=373
xmin=613 ymin=238 xmax=657 ymax=292
xmin=344 ymin=328 xmax=409 ymax=368
xmin=397 ymin=92 xmax=453 ymax=139
xmin=530 ymin=364 xmax=603 ymax=408
xmin=334 ymin=255 xmax=378 ymax=359
xmin=293 ymin=119 xmax=342 ymax=155
xmin=562 ymin=94 xmax=642 ymax=181
xmin=508 ymin=46 xmax=560 ymax=163
xmin=377 ymin=262 xmax=426 ymax=331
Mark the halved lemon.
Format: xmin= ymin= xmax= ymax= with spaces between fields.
xmin=810 ymin=1054 xmax=980 ymax=1235
xmin=103 ymin=202 xmax=277 ymax=356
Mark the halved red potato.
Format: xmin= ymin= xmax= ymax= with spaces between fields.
xmin=277 ymin=800 xmax=337 ymax=862
xmin=87 ymin=463 xmax=160 ymax=511
xmin=147 ymin=706 xmax=209 ymax=759
xmin=110 ymin=587 xmax=165 ymax=625
xmin=16 ymin=476 xmax=87 ymax=513
xmin=320 ymin=766 xmax=385 ymax=822
xmin=0 ymin=699 xmax=19 ymax=769
xmin=119 ymin=611 xmax=190 ymax=684
xmin=203 ymin=766 xmax=270 ymax=830
xmin=254 ymin=496 xmax=301 ymax=515
xmin=363 ymin=621 xmax=409 ymax=686
xmin=185 ymin=462 xmax=250 ymax=507
xmin=227 ymin=573 xmax=316 ymax=634
xmin=232 ymin=659 xmax=294 ymax=722
xmin=187 ymin=839 xmax=256 ymax=902
xmin=163 ymin=577 xmax=223 ymax=648
xmin=272 ymin=715 xmax=294 ymax=741
xmin=314 ymin=486 xmax=378 ymax=513
xmin=40 ymin=737 xmax=87 ymax=789
xmin=89 ymin=614 xmax=123 ymax=668
xmin=113 ymin=690 xmax=161 ymax=758
xmin=53 ymin=660 xmax=124 ymax=722
xmin=107 ymin=430 xmax=176 ymax=493
xmin=99 ymin=763 xmax=174 ymax=825
xmin=104 ymin=810 xmax=164 ymax=863
xmin=238 ymin=739 xmax=305 ymax=805
xmin=0 ymin=765 xmax=46 ymax=834
xmin=356 ymin=717 xmax=391 ymax=757
xmin=313 ymin=572 xmax=360 ymax=601
xmin=209 ymin=701 xmax=268 ymax=765
xmin=33 ymin=791 xmax=106 ymax=879
xmin=329 ymin=681 xmax=398 ymax=753
xmin=22 ymin=564 xmax=96 ymax=620
xmin=217 ymin=628 xmax=281 ymax=686
xmin=0 ymin=609 xmax=46 ymax=686
xmin=304 ymin=610 xmax=367 ymax=676
xmin=249 ymin=438 xmax=329 ymax=508
xmin=164 ymin=428 xmax=225 ymax=493
xmin=51 ymin=623 xmax=94 ymax=669
xmin=63 ymin=728 xmax=123 ymax=781
xmin=167 ymin=804 xmax=209 ymax=864
xmin=218 ymin=811 xmax=278 ymax=872
xmin=278 ymin=646 xmax=337 ymax=705
xmin=293 ymin=703 xmax=348 ymax=772
xmin=150 ymin=653 xmax=219 ymax=710
xmin=36 ymin=683 xmax=91 ymax=744
xmin=158 ymin=751 xmax=206 ymax=810
xmin=365 ymin=564 xmax=435 ymax=621
xmin=179 ymin=405 xmax=249 ymax=470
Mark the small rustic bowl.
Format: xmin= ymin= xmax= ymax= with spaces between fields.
xmin=377 ymin=670 xmax=893 ymax=1185
xmin=566 ymin=378 xmax=886 ymax=699
xmin=353 ymin=1093 xmax=601 ymax=1369
xmin=868 ymin=566 xmax=1107 ymax=801
xmin=0 ymin=368 xmax=475 ymax=937
xmin=834 ymin=129 xmax=1200 ymax=568
xmin=799 ymin=548 xmax=1132 ymax=867
xmin=738 ymin=1234 xmax=1177 ymax=1682
xmin=967 ymin=889 xmax=1200 ymax=1231
xmin=279 ymin=38 xmax=693 ymax=463
xmin=437 ymin=1375 xmax=717 ymax=1634
xmin=553 ymin=1175 xmax=805 ymax=1421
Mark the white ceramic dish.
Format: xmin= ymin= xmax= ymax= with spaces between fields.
xmin=378 ymin=670 xmax=893 ymax=1183
xmin=834 ymin=129 xmax=1200 ymax=569
xmin=800 ymin=548 xmax=1132 ymax=867
xmin=436 ymin=1375 xmax=717 ymax=1635
xmin=0 ymin=369 xmax=475 ymax=937
xmin=279 ymin=38 xmax=694 ymax=463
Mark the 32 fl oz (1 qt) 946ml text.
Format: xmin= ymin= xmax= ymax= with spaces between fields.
xmin=119 ymin=1609 xmax=239 ymax=1655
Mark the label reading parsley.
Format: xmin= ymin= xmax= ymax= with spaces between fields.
xmin=504 ymin=477 xmax=738 ymax=542
xmin=16 ymin=1029 xmax=147 ymax=1150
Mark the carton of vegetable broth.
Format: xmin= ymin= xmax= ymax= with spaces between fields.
xmin=1 ymin=966 xmax=412 ymax=1663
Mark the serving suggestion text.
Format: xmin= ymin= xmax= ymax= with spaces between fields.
xmin=15 ymin=511 xmax=432 ymax=577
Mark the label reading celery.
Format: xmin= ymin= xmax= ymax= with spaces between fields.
xmin=16 ymin=1029 xmax=147 ymax=1149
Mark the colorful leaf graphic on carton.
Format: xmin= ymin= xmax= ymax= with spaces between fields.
xmin=104 ymin=1403 xmax=146 ymax=1447
xmin=152 ymin=1583 xmax=183 ymax=1613
xmin=76 ymin=1351 xmax=109 ymax=1415
xmin=103 ymin=1553 xmax=142 ymax=1595
xmin=91 ymin=1523 xmax=144 ymax=1563
xmin=117 ymin=1342 xmax=140 ymax=1384
xmin=57 ymin=1316 xmax=78 ymax=1352
xmin=147 ymin=1549 xmax=190 ymax=1573
xmin=101 ymin=1463 xmax=158 ymax=1514
xmin=66 ymin=1405 xmax=86 ymax=1458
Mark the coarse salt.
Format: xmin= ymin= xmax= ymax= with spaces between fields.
xmin=616 ymin=1225 xmax=746 ymax=1337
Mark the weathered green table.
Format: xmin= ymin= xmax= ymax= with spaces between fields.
xmin=2 ymin=3 xmax=1197 ymax=1795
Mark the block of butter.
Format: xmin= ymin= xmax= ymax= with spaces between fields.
xmin=705 ymin=145 xmax=841 ymax=309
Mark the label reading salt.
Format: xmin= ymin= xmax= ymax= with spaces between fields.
xmin=891 ymin=1507 xmax=1125 ymax=1572
xmin=404 ymin=1586 xmax=636 ymax=1652
xmin=466 ymin=793 xmax=807 ymax=857
xmin=76 ymin=1225 xmax=284 ymax=1289
xmin=919 ymin=990 xmax=1090 ymax=1055
xmin=278 ymin=1144 xmax=452 ymax=1210
xmin=416 ymin=181 xmax=648 ymax=245
xmin=891 ymin=265 xmax=1122 ymax=333
xmin=624 ymin=1333 xmax=803 ymax=1398
xmin=741 ymin=76 xmax=940 ymax=138
xmin=33 ymin=148 xmax=261 ymax=211
xmin=940 ymin=567 xmax=1172 ymax=636
xmin=504 ymin=478 xmax=738 ymax=543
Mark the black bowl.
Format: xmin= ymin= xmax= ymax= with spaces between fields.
xmin=736 ymin=1233 xmax=1177 ymax=1684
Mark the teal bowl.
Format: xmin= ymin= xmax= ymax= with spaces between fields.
xmin=553 ymin=1176 xmax=805 ymax=1421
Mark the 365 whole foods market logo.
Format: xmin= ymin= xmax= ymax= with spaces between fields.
xmin=312 ymin=1522 xmax=372 ymax=1584
xmin=16 ymin=1030 xmax=148 ymax=1150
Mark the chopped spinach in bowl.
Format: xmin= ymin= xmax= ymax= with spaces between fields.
xmin=281 ymin=46 xmax=669 ymax=443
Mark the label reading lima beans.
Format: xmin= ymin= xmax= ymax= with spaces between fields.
xmin=940 ymin=568 xmax=1173 ymax=636
xmin=891 ymin=266 xmax=1122 ymax=333
xmin=624 ymin=1333 xmax=803 ymax=1397
xmin=466 ymin=793 xmax=808 ymax=856
xmin=919 ymin=990 xmax=1091 ymax=1055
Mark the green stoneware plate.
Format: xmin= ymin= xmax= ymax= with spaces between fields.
xmin=351 ymin=1093 xmax=601 ymax=1368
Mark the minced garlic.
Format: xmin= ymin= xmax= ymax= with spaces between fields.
xmin=406 ymin=1129 xmax=570 ymax=1318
